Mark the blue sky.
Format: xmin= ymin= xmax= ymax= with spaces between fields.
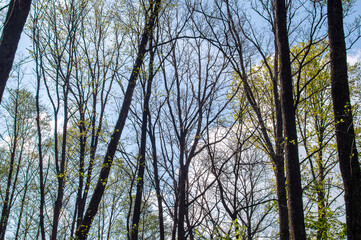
xmin=346 ymin=0 xmax=361 ymax=64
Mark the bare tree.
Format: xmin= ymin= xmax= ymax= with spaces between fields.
xmin=192 ymin=123 xmax=275 ymax=239
xmin=153 ymin=16 xmax=234 ymax=237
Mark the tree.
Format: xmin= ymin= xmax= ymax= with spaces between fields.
xmin=327 ymin=0 xmax=361 ymax=239
xmin=0 ymin=0 xmax=32 ymax=104
xmin=274 ymin=0 xmax=306 ymax=238
xmin=74 ymin=0 xmax=162 ymax=238
xmin=130 ymin=34 xmax=156 ymax=240
xmin=0 ymin=83 xmax=40 ymax=239
xmin=30 ymin=0 xmax=138 ymax=238
xmin=1 ymin=0 xmax=360 ymax=239
xmin=191 ymin=124 xmax=275 ymax=239
xmin=190 ymin=0 xmax=291 ymax=237
xmin=32 ymin=1 xmax=86 ymax=238
xmin=148 ymin=10 xmax=235 ymax=237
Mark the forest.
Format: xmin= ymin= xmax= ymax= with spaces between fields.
xmin=0 ymin=0 xmax=360 ymax=239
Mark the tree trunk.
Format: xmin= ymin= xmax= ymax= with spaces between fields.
xmin=274 ymin=0 xmax=306 ymax=239
xmin=275 ymin=156 xmax=289 ymax=240
xmin=272 ymin=36 xmax=290 ymax=240
xmin=177 ymin=163 xmax=188 ymax=240
xmin=149 ymin=121 xmax=165 ymax=240
xmin=327 ymin=1 xmax=361 ymax=239
xmin=0 ymin=119 xmax=18 ymax=240
xmin=51 ymin=83 xmax=69 ymax=240
xmin=131 ymin=36 xmax=155 ymax=240
xmin=35 ymin=47 xmax=46 ymax=240
xmin=0 ymin=0 xmax=32 ymax=104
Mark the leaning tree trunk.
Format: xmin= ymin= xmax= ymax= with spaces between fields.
xmin=0 ymin=0 xmax=32 ymax=104
xmin=327 ymin=1 xmax=361 ymax=239
xmin=274 ymin=0 xmax=306 ymax=239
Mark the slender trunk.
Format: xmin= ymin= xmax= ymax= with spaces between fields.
xmin=327 ymin=1 xmax=361 ymax=239
xmin=70 ymin=109 xmax=87 ymax=238
xmin=15 ymin=178 xmax=28 ymax=239
xmin=0 ymin=94 xmax=19 ymax=239
xmin=106 ymin=195 xmax=117 ymax=240
xmin=0 ymin=140 xmax=17 ymax=240
xmin=130 ymin=111 xmax=148 ymax=240
xmin=126 ymin=177 xmax=136 ymax=240
xmin=316 ymin=137 xmax=326 ymax=240
xmin=50 ymin=3 xmax=77 ymax=235
xmin=34 ymin=26 xmax=46 ymax=239
xmin=51 ymin=84 xmax=69 ymax=240
xmin=77 ymin=90 xmax=104 ymax=224
xmin=77 ymin=111 xmax=87 ymax=225
xmin=0 ymin=0 xmax=32 ymax=104
xmin=149 ymin=121 xmax=165 ymax=240
xmin=36 ymin=87 xmax=46 ymax=240
xmin=274 ymin=0 xmax=306 ymax=239
xmin=272 ymin=38 xmax=289 ymax=240
xmin=131 ymin=36 xmax=155 ymax=240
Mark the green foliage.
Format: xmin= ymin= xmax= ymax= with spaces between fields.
xmin=293 ymin=41 xmax=347 ymax=239
xmin=194 ymin=219 xmax=247 ymax=240
xmin=230 ymin=39 xmax=350 ymax=239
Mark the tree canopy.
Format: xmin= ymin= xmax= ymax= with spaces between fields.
xmin=0 ymin=0 xmax=360 ymax=239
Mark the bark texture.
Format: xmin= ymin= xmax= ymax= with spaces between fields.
xmin=274 ymin=0 xmax=306 ymax=239
xmin=0 ymin=0 xmax=32 ymax=104
xmin=327 ymin=1 xmax=361 ymax=239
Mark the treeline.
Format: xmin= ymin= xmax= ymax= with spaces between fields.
xmin=0 ymin=0 xmax=360 ymax=239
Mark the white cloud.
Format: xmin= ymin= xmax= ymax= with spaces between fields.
xmin=348 ymin=49 xmax=361 ymax=65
